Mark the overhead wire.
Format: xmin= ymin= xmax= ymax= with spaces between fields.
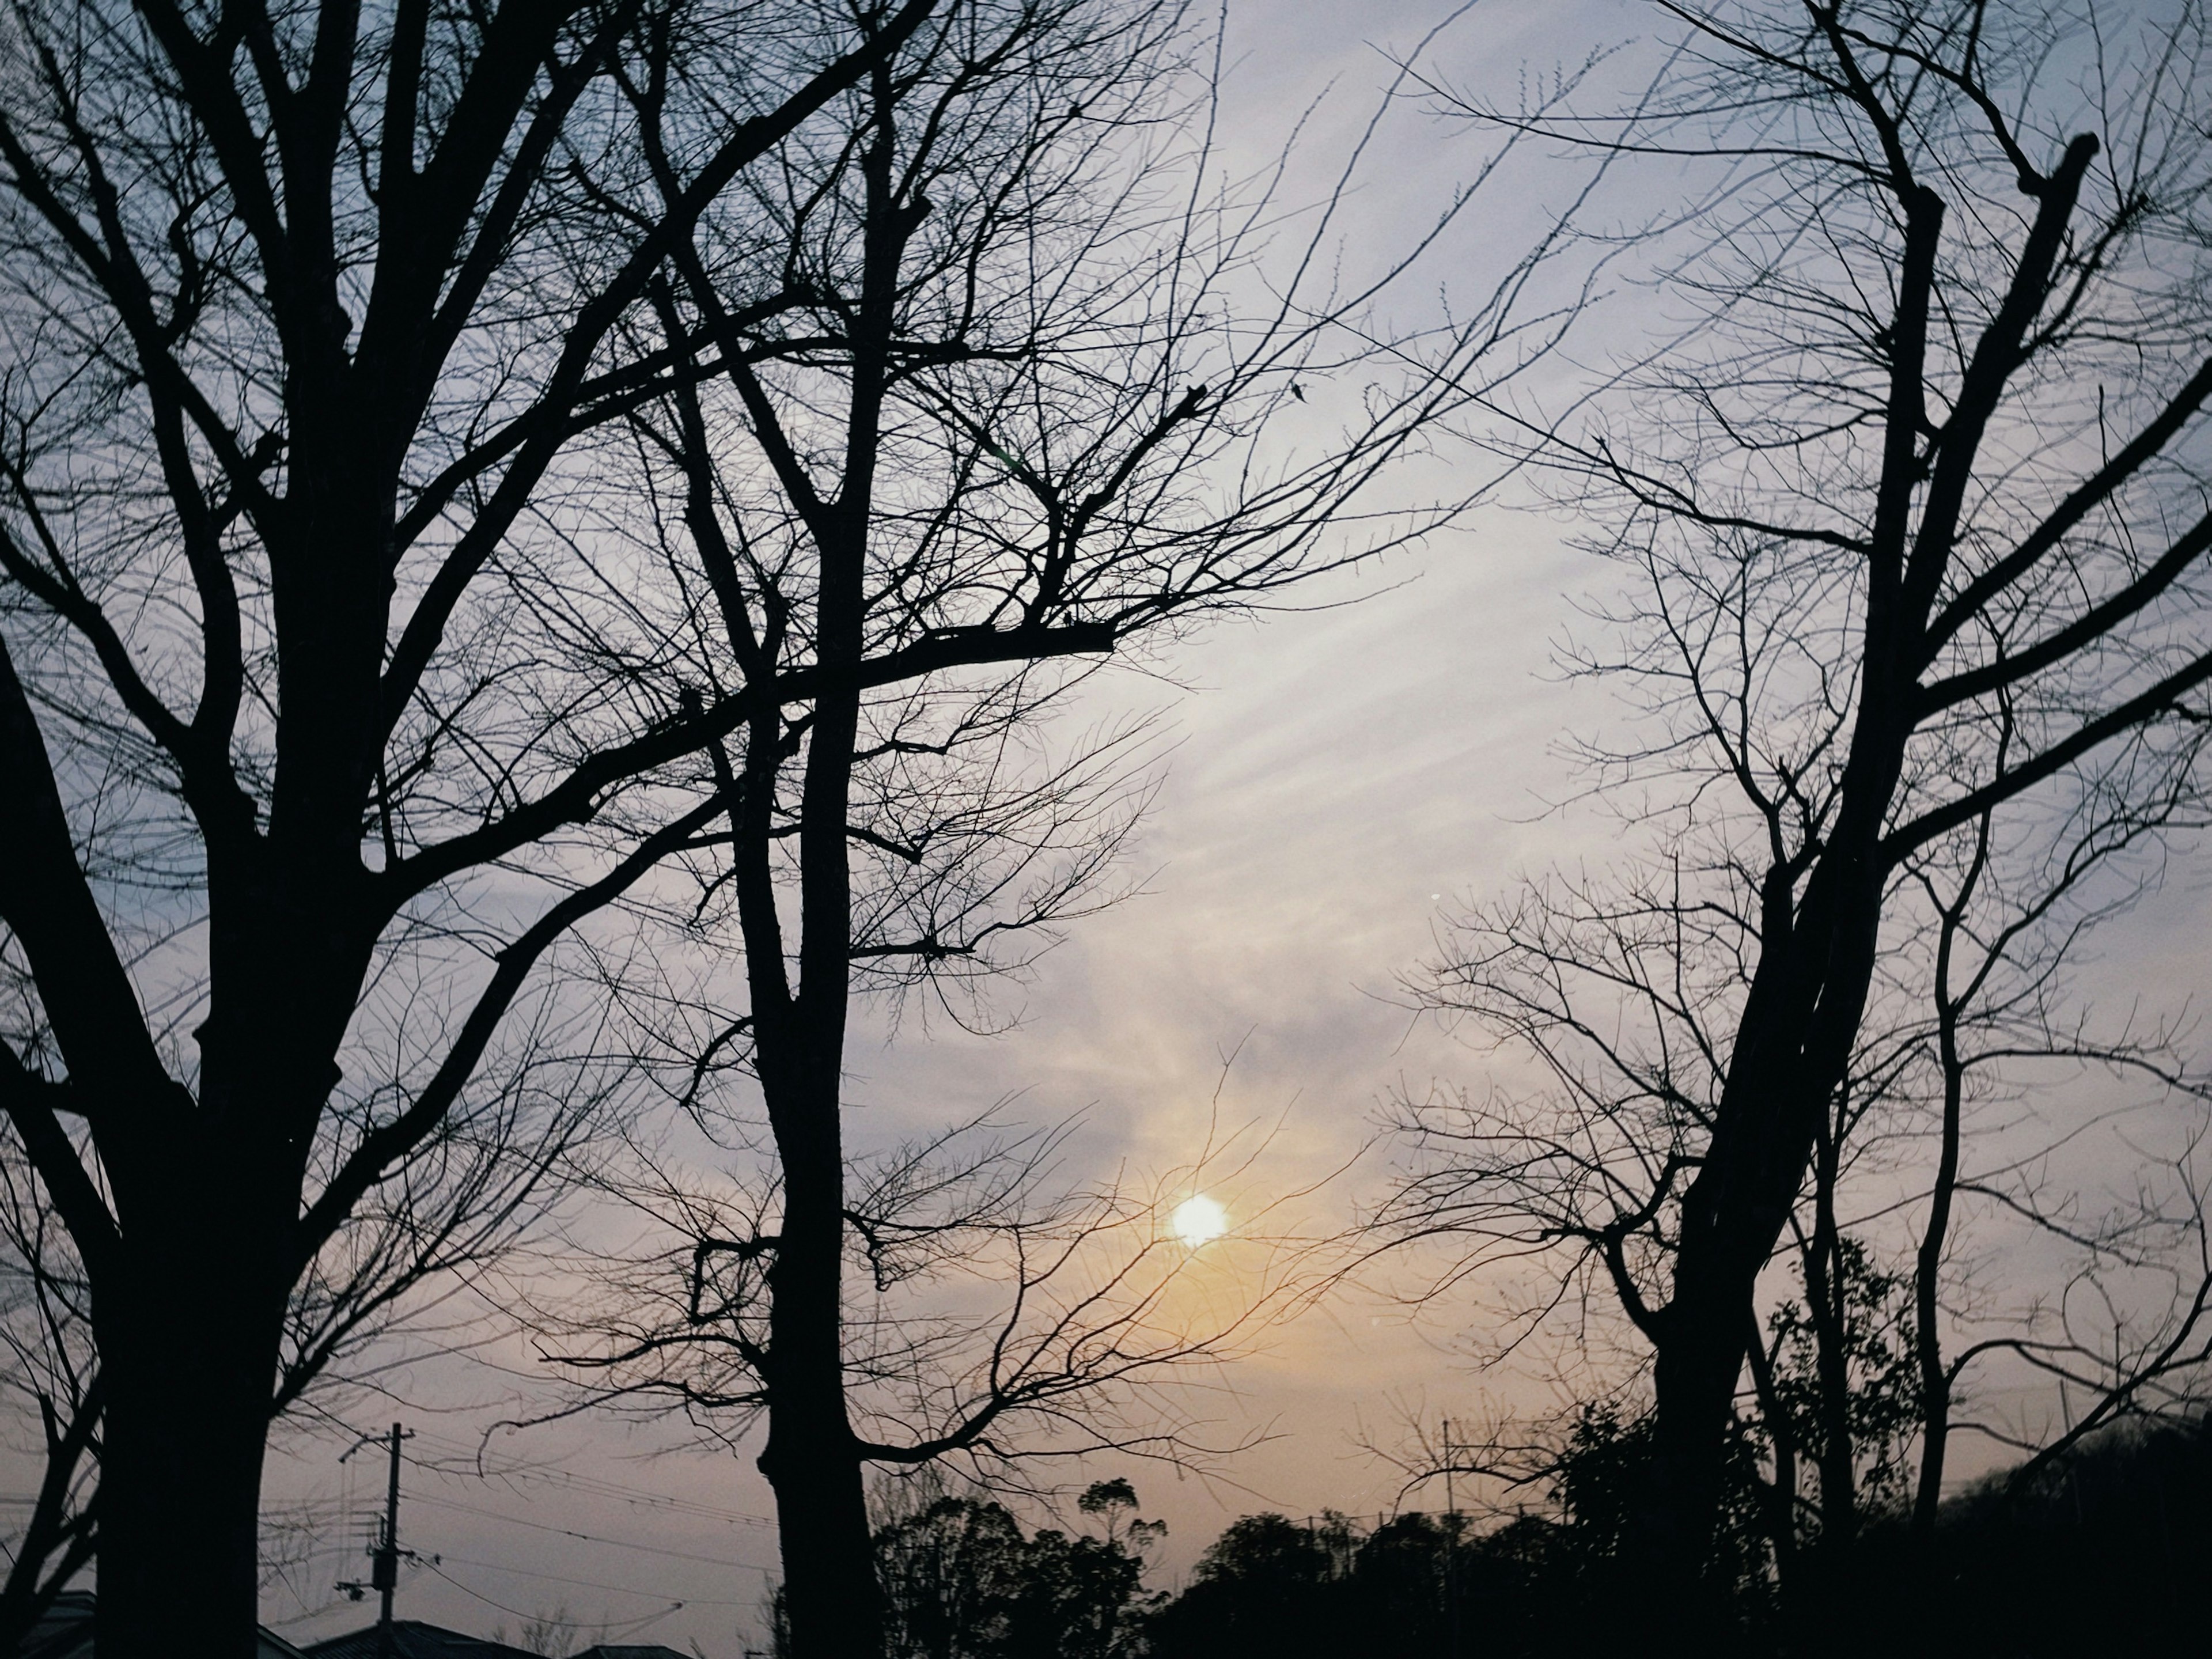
xmin=235 ymin=1424 xmax=782 ymax=1634
xmin=358 ymin=1421 xmax=773 ymax=1529
xmin=471 ymin=1468 xmax=775 ymax=1527
xmin=407 ymin=1440 xmax=775 ymax=1527
xmin=421 ymin=1560 xmax=688 ymax=1638
xmin=406 ymin=1490 xmax=776 ymax=1572
xmin=430 ymin=1549 xmax=759 ymax=1608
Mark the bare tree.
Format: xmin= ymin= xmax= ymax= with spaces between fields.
xmin=0 ymin=0 xmax=1580 ymax=1653
xmin=0 ymin=925 xmax=595 ymax=1629
xmin=1384 ymin=0 xmax=2212 ymax=1603
xmin=1902 ymin=774 xmax=2212 ymax=1532
xmin=0 ymin=3 xmax=988 ymax=1652
xmin=479 ymin=2 xmax=1593 ymax=1650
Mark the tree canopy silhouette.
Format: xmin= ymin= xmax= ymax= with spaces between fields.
xmin=1385 ymin=0 xmax=2212 ymax=1613
xmin=0 ymin=0 xmax=1575 ymax=1652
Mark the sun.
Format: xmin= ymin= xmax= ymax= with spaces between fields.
xmin=1171 ymin=1194 xmax=1229 ymax=1245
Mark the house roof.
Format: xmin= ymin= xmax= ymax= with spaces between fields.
xmin=302 ymin=1622 xmax=540 ymax=1659
xmin=18 ymin=1598 xmax=695 ymax=1659
xmin=302 ymin=1627 xmax=695 ymax=1659
xmin=20 ymin=1591 xmax=312 ymax=1659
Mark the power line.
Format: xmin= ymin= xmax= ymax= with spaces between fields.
xmin=432 ymin=1468 xmax=774 ymax=1528
xmin=406 ymin=1491 xmax=775 ymax=1571
xmin=420 ymin=1562 xmax=687 ymax=1637
xmin=473 ymin=1468 xmax=775 ymax=1527
xmin=430 ymin=1550 xmax=760 ymax=1609
xmin=394 ymin=1426 xmax=775 ymax=1527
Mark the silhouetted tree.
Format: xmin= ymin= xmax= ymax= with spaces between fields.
xmin=1166 ymin=1411 xmax=2210 ymax=1657
xmin=1911 ymin=1413 xmax=2212 ymax=1656
xmin=1144 ymin=1512 xmax=1359 ymax=1658
xmin=870 ymin=1478 xmax=1160 ymax=1659
xmin=0 ymin=3 xmax=1589 ymax=1653
xmin=548 ymin=1104 xmax=1324 ymax=1653
xmin=1390 ymin=0 xmax=2212 ymax=1607
xmin=499 ymin=2 xmax=1587 ymax=1648
xmin=1899 ymin=794 xmax=2212 ymax=1538
xmin=0 ymin=3 xmax=1002 ymax=1652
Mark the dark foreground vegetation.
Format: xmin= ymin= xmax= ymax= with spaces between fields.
xmin=850 ymin=1417 xmax=2212 ymax=1659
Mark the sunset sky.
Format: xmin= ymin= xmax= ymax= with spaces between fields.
xmin=127 ymin=1 xmax=2207 ymax=1651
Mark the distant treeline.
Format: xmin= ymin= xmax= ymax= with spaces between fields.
xmin=839 ymin=1412 xmax=2212 ymax=1659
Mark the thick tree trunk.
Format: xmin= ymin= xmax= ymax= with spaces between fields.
xmin=730 ymin=652 xmax=883 ymax=1656
xmin=1640 ymin=1043 xmax=1825 ymax=1606
xmin=1640 ymin=1255 xmax=1755 ymax=1600
xmin=1637 ymin=756 xmax=1899 ymax=1595
xmin=759 ymin=1071 xmax=881 ymax=1659
xmin=752 ymin=593 xmax=878 ymax=1656
xmin=1641 ymin=1100 xmax=1838 ymax=1618
xmin=93 ymin=1213 xmax=286 ymax=1659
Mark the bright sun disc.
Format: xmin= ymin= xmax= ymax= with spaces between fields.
xmin=1172 ymin=1194 xmax=1228 ymax=1245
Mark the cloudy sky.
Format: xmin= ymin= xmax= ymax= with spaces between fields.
xmin=207 ymin=2 xmax=2212 ymax=1652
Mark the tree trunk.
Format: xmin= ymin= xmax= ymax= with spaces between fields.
xmin=749 ymin=62 xmax=904 ymax=1657
xmin=758 ymin=1066 xmax=882 ymax=1659
xmin=1912 ymin=980 xmax=1968 ymax=1537
xmin=1638 ymin=759 xmax=1898 ymax=1590
xmin=93 ymin=1210 xmax=285 ymax=1659
xmin=1803 ymin=1126 xmax=1859 ymax=1558
xmin=1741 ymin=1313 xmax=1796 ymax=1594
xmin=754 ymin=676 xmax=885 ymax=1659
xmin=730 ymin=649 xmax=883 ymax=1656
xmin=747 ymin=493 xmax=879 ymax=1654
xmin=1640 ymin=1263 xmax=1752 ymax=1609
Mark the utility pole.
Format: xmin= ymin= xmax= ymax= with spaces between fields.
xmin=375 ymin=1423 xmax=406 ymax=1630
xmin=338 ymin=1422 xmax=414 ymax=1653
xmin=1442 ymin=1417 xmax=1461 ymax=1659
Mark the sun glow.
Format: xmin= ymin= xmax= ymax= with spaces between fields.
xmin=1171 ymin=1194 xmax=1229 ymax=1245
